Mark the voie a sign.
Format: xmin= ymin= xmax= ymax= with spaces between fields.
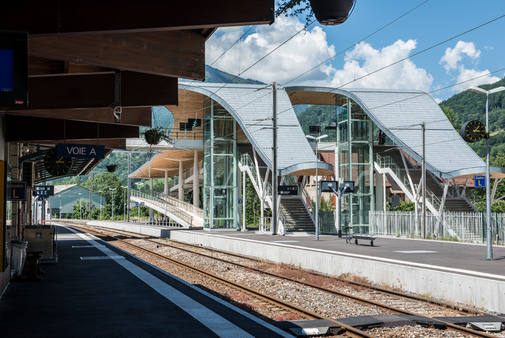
xmin=57 ymin=143 xmax=105 ymax=159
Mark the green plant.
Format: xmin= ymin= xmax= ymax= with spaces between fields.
xmin=144 ymin=127 xmax=172 ymax=145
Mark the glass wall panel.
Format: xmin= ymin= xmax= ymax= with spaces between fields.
xmin=338 ymin=122 xmax=348 ymax=144
xmin=351 ymin=145 xmax=369 ymax=163
xmin=337 ymin=97 xmax=374 ymax=234
xmin=351 ymin=165 xmax=371 ymax=194
xmin=351 ymin=120 xmax=371 ymax=141
xmin=203 ymin=100 xmax=238 ymax=230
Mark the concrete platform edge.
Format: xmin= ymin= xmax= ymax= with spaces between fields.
xmin=171 ymin=231 xmax=505 ymax=314
xmin=66 ymin=221 xmax=505 ymax=313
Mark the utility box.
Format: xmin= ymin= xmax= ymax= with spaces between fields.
xmin=24 ymin=225 xmax=57 ymax=263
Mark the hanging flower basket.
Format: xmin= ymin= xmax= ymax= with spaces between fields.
xmin=144 ymin=127 xmax=171 ymax=145
xmin=106 ymin=165 xmax=117 ymax=172
xmin=309 ymin=0 xmax=354 ymax=26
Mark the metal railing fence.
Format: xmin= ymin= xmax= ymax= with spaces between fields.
xmin=369 ymin=211 xmax=505 ymax=243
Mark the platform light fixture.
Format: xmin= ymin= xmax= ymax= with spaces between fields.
xmin=306 ymin=134 xmax=328 ymax=241
xmin=110 ymin=187 xmax=117 ymax=220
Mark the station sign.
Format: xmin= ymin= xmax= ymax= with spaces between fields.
xmin=57 ymin=143 xmax=105 ymax=159
xmin=33 ymin=185 xmax=54 ymax=197
xmin=7 ymin=181 xmax=26 ymax=201
xmin=474 ymin=175 xmax=485 ymax=188
xmin=278 ymin=185 xmax=298 ymax=196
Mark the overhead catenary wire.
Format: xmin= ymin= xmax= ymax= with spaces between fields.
xmin=179 ymin=0 xmax=431 ymax=125
xmin=198 ymin=4 xmax=505 ymax=137
xmin=243 ymin=64 xmax=505 ymax=142
xmin=177 ymin=7 xmax=505 ymax=144
xmin=175 ymin=0 xmax=431 ymax=125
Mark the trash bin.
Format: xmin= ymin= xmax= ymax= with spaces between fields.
xmin=11 ymin=241 xmax=28 ymax=277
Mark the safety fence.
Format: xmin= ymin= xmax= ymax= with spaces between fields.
xmin=369 ymin=211 xmax=505 ymax=243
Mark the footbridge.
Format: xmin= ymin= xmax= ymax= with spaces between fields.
xmin=130 ymin=190 xmax=203 ymax=229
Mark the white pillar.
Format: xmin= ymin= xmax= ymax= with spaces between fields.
xmin=149 ymin=178 xmax=154 ymax=222
xmin=193 ymin=151 xmax=199 ymax=207
xmin=164 ymin=170 xmax=168 ymax=195
xmin=179 ymin=160 xmax=184 ymax=201
xmin=242 ymin=170 xmax=246 ymax=231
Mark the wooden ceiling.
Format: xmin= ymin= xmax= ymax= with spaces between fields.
xmin=131 ymin=150 xmax=203 ymax=179
xmin=0 ymin=0 xmax=274 ymax=175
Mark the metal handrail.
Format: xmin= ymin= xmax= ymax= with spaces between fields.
xmin=156 ymin=192 xmax=203 ymax=219
xmin=376 ymin=154 xmax=414 ymax=196
xmin=131 ymin=190 xmax=194 ymax=225
xmin=377 ymin=154 xmax=451 ymax=213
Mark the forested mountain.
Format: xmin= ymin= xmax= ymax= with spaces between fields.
xmin=297 ymin=105 xmax=337 ymax=135
xmin=204 ymin=65 xmax=266 ymax=85
xmin=440 ymin=77 xmax=505 ymax=157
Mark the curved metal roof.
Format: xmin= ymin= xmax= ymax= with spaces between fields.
xmin=286 ymin=86 xmax=486 ymax=179
xmin=179 ymin=82 xmax=333 ymax=176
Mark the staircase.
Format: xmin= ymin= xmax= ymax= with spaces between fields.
xmin=280 ymin=197 xmax=315 ymax=232
xmin=238 ymin=146 xmax=315 ymax=233
xmin=130 ymin=189 xmax=203 ymax=228
xmin=375 ymin=146 xmax=479 ymax=213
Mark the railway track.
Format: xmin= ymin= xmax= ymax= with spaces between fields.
xmin=65 ymin=223 xmax=503 ymax=337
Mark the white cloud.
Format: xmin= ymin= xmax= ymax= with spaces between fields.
xmin=433 ymin=98 xmax=442 ymax=104
xmin=440 ymin=41 xmax=480 ymax=72
xmin=453 ymin=67 xmax=500 ymax=92
xmin=439 ymin=41 xmax=499 ymax=92
xmin=206 ymin=16 xmax=336 ymax=85
xmin=328 ymin=40 xmax=433 ymax=91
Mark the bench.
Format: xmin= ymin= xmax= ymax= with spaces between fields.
xmin=352 ymin=235 xmax=378 ymax=246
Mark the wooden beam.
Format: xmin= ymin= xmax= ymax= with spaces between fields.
xmin=4 ymin=115 xmax=139 ymax=143
xmin=0 ymin=0 xmax=274 ymax=36
xmin=30 ymin=31 xmax=205 ymax=80
xmin=6 ymin=107 xmax=152 ymax=127
xmin=28 ymin=56 xmax=112 ymax=76
xmin=28 ymin=139 xmax=127 ymax=150
xmin=2 ymin=71 xmax=177 ymax=110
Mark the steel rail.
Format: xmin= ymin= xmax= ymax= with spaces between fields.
xmin=67 ymin=224 xmax=377 ymax=338
xmin=155 ymin=236 xmax=491 ymax=316
xmin=66 ymin=224 xmax=501 ymax=338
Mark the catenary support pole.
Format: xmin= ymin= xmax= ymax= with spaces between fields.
xmin=422 ymin=122 xmax=426 ymax=239
xmin=272 ymin=82 xmax=278 ymax=235
xmin=485 ymin=92 xmax=493 ymax=260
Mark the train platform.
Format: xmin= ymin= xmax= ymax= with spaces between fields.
xmin=0 ymin=225 xmax=293 ymax=338
xmin=58 ymin=219 xmax=505 ymax=313
xmin=161 ymin=225 xmax=505 ymax=315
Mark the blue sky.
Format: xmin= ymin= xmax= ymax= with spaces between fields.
xmin=206 ymin=0 xmax=505 ymax=102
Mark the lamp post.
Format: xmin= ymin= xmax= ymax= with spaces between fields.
xmin=98 ymin=190 xmax=104 ymax=220
xmin=306 ymin=134 xmax=328 ymax=241
xmin=468 ymin=85 xmax=505 ymax=260
xmin=110 ymin=188 xmax=117 ymax=220
xmin=122 ymin=185 xmax=127 ymax=221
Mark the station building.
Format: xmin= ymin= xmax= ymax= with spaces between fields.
xmin=129 ymin=83 xmax=505 ymax=235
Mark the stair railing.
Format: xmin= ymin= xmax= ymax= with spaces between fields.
xmin=376 ymin=153 xmax=414 ymax=196
xmin=131 ymin=189 xmax=193 ymax=226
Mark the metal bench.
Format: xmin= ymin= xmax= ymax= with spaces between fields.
xmin=352 ymin=235 xmax=378 ymax=246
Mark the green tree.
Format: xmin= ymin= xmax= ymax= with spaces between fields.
xmin=440 ymin=105 xmax=461 ymax=131
xmin=276 ymin=0 xmax=314 ymax=22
